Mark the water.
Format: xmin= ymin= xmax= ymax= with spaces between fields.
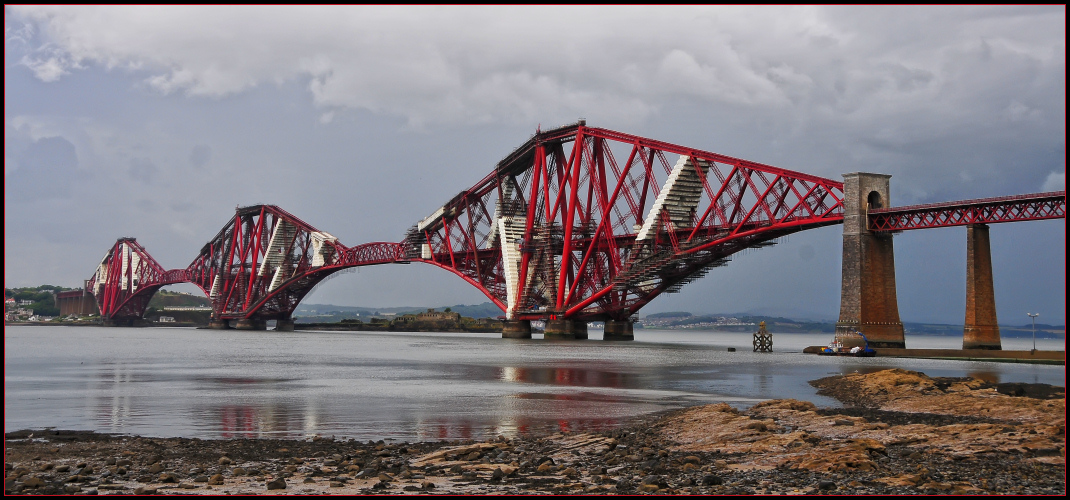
xmin=4 ymin=326 xmax=1064 ymax=441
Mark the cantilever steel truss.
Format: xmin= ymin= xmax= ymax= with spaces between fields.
xmin=85 ymin=123 xmax=1064 ymax=324
xmin=404 ymin=124 xmax=846 ymax=321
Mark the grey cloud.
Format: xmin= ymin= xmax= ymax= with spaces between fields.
xmin=7 ymin=6 xmax=1061 ymax=128
xmin=129 ymin=157 xmax=157 ymax=184
xmin=189 ymin=144 xmax=211 ymax=168
xmin=170 ymin=200 xmax=194 ymax=212
xmin=5 ymin=134 xmax=78 ymax=200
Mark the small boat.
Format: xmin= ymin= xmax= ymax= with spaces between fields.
xmin=819 ymin=332 xmax=876 ymax=357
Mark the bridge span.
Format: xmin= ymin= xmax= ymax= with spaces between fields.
xmin=84 ymin=122 xmax=1065 ymax=349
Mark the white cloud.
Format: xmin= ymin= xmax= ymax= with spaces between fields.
xmin=7 ymin=5 xmax=1062 ymax=129
xmin=1042 ymin=171 xmax=1065 ymax=192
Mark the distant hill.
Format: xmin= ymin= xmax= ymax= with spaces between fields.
xmin=294 ymin=302 xmax=505 ymax=323
xmin=637 ymin=311 xmax=1064 ymax=337
xmin=147 ymin=290 xmax=211 ymax=308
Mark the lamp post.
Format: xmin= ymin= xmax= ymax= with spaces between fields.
xmin=1027 ymin=313 xmax=1039 ymax=352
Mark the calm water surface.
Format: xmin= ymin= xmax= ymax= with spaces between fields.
xmin=5 ymin=326 xmax=1064 ymax=441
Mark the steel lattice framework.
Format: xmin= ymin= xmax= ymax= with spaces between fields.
xmin=87 ymin=238 xmax=189 ymax=321
xmin=89 ymin=208 xmax=403 ymax=323
xmin=868 ymin=191 xmax=1066 ymax=232
xmin=87 ymin=123 xmax=1063 ymax=325
xmin=184 ymin=205 xmax=403 ymax=321
xmin=403 ymin=123 xmax=845 ymax=321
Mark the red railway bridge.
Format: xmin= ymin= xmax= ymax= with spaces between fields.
xmin=84 ymin=122 xmax=1065 ymax=349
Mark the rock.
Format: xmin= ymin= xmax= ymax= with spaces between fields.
xmin=233 ymin=467 xmax=248 ymax=476
xmin=491 ymin=468 xmax=504 ymax=481
xmin=422 ymin=481 xmax=436 ymax=490
xmin=266 ymin=478 xmax=287 ymax=490
xmin=104 ymin=458 xmax=116 ymax=466
xmin=701 ymin=474 xmax=723 ymax=486
xmin=116 ymin=459 xmax=132 ymax=468
xmin=193 ymin=475 xmax=209 ymax=483
xmin=818 ymin=481 xmax=836 ymax=490
xmin=158 ymin=472 xmax=177 ymax=483
xmin=54 ymin=465 xmax=70 ymax=473
xmin=683 ymin=455 xmax=701 ymax=464
xmin=22 ymin=477 xmax=44 ymax=488
xmin=329 ymin=481 xmax=344 ymax=487
xmin=466 ymin=451 xmax=482 ymax=461
xmin=207 ymin=474 xmax=224 ymax=485
xmin=377 ymin=472 xmax=394 ymax=482
xmin=303 ymin=478 xmax=315 ymax=483
xmin=133 ymin=487 xmax=157 ymax=495
xmin=642 ymin=475 xmax=667 ymax=488
xmin=147 ymin=463 xmax=164 ymax=474
xmin=218 ymin=457 xmax=232 ymax=466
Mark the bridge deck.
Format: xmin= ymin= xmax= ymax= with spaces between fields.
xmin=868 ymin=191 xmax=1065 ymax=231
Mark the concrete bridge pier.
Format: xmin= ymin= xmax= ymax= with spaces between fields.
xmin=544 ymin=319 xmax=588 ymax=339
xmin=274 ymin=318 xmax=296 ymax=332
xmin=836 ymin=173 xmax=906 ymax=348
xmin=603 ymin=320 xmax=635 ymax=341
xmin=207 ymin=318 xmax=230 ymax=329
xmin=963 ymin=224 xmax=1001 ymax=350
xmin=502 ymin=320 xmax=533 ymax=339
xmin=234 ymin=318 xmax=267 ymax=330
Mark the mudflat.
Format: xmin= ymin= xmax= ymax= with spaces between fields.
xmin=5 ymin=369 xmax=1064 ymax=495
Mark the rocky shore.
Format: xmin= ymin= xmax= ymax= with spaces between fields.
xmin=5 ymin=369 xmax=1064 ymax=495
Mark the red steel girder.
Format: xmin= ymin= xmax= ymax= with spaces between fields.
xmin=184 ymin=205 xmax=403 ymax=321
xmin=87 ymin=124 xmax=1062 ymax=327
xmin=86 ymin=238 xmax=188 ymax=321
xmin=868 ymin=191 xmax=1066 ymax=231
xmin=404 ymin=122 xmax=846 ymax=321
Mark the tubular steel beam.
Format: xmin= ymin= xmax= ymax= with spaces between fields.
xmin=868 ymin=191 xmax=1066 ymax=232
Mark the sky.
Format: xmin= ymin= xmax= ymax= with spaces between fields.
xmin=4 ymin=5 xmax=1065 ymax=325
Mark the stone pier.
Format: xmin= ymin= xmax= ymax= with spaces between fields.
xmin=274 ymin=318 xmax=295 ymax=332
xmin=502 ymin=320 xmax=533 ymax=339
xmin=603 ymin=320 xmax=634 ymax=341
xmin=234 ymin=318 xmax=267 ymax=330
xmin=835 ymin=173 xmax=905 ymax=348
xmin=544 ymin=319 xmax=588 ymax=340
xmin=963 ymin=224 xmax=1001 ymax=350
xmin=207 ymin=318 xmax=230 ymax=329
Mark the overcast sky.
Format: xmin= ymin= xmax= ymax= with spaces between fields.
xmin=5 ymin=6 xmax=1065 ymax=325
